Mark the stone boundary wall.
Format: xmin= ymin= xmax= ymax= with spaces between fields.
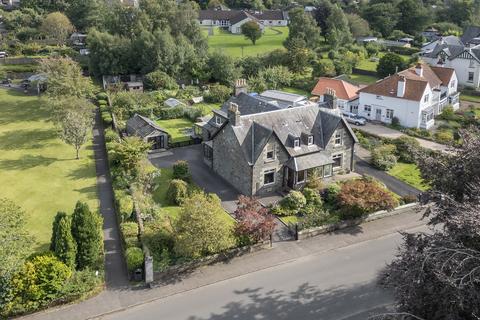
xmin=297 ymin=203 xmax=418 ymax=240
xmin=0 ymin=57 xmax=41 ymax=65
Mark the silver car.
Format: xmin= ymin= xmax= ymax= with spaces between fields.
xmin=342 ymin=112 xmax=367 ymax=126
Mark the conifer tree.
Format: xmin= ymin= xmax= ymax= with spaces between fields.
xmin=50 ymin=211 xmax=67 ymax=251
xmin=53 ymin=214 xmax=77 ymax=269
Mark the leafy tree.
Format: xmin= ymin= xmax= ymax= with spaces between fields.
xmin=172 ymin=160 xmax=191 ymax=182
xmin=174 ymin=192 xmax=235 ymax=258
xmin=239 ymin=55 xmax=264 ymax=78
xmin=312 ymin=59 xmax=336 ymax=78
xmin=57 ymin=99 xmax=94 ymax=160
xmin=396 ymin=0 xmax=431 ymax=35
xmin=285 ymin=37 xmax=314 ymax=73
xmin=71 ymin=201 xmax=103 ymax=270
xmin=234 ymin=196 xmax=275 ymax=244
xmin=144 ymin=70 xmax=179 ymax=90
xmin=257 ymin=65 xmax=293 ymax=89
xmin=325 ymin=4 xmax=352 ymax=48
xmin=362 ymin=2 xmax=400 ymax=37
xmin=205 ymin=83 xmax=232 ymax=103
xmin=0 ymin=199 xmax=33 ymax=282
xmin=109 ymin=137 xmax=151 ymax=176
xmin=346 ymin=13 xmax=370 ymax=38
xmin=167 ymin=179 xmax=188 ymax=205
xmin=393 ymin=136 xmax=420 ymax=163
xmin=241 ymin=21 xmax=262 ymax=45
xmin=39 ymin=58 xmax=93 ymax=99
xmin=66 ymin=0 xmax=106 ymax=31
xmin=377 ymin=53 xmax=406 ymax=78
xmin=286 ymin=7 xmax=321 ymax=49
xmin=437 ymin=0 xmax=476 ymax=28
xmin=52 ymin=213 xmax=77 ymax=269
xmin=314 ymin=0 xmax=334 ymax=41
xmin=371 ymin=144 xmax=398 ymax=170
xmin=40 ymin=12 xmax=75 ymax=45
xmin=207 ymin=51 xmax=240 ymax=85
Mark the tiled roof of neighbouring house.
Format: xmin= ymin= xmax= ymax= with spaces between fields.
xmin=198 ymin=9 xmax=287 ymax=22
xmin=311 ymin=77 xmax=361 ymax=101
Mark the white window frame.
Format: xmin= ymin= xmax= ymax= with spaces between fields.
xmin=334 ymin=132 xmax=343 ymax=146
xmin=307 ymin=135 xmax=314 ymax=145
xmin=468 ymin=72 xmax=474 ymax=83
xmin=296 ymin=170 xmax=306 ymax=184
xmin=332 ymin=153 xmax=343 ymax=168
xmin=424 ymin=94 xmax=429 ymax=103
xmin=263 ymin=169 xmax=275 ymax=185
xmin=386 ymin=109 xmax=394 ymax=120
xmin=293 ymin=138 xmax=300 ymax=148
xmin=323 ymin=164 xmax=332 ymax=177
xmin=265 ymin=144 xmax=275 ymax=161
xmin=215 ymin=116 xmax=222 ymax=125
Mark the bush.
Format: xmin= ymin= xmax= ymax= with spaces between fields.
xmin=393 ymin=136 xmax=420 ymax=163
xmin=60 ymin=269 xmax=101 ymax=301
xmin=276 ymin=191 xmax=306 ymax=216
xmin=124 ymin=236 xmax=141 ymax=248
xmin=337 ymin=178 xmax=399 ymax=219
xmin=167 ymin=179 xmax=188 ymax=205
xmin=97 ymin=99 xmax=107 ymax=106
xmin=120 ymin=222 xmax=138 ymax=239
xmin=205 ymin=83 xmax=232 ymax=103
xmin=372 ymin=144 xmax=397 ymax=170
xmin=402 ymin=194 xmax=418 ymax=204
xmin=302 ymin=188 xmax=322 ymax=208
xmin=172 ymin=160 xmax=190 ymax=181
xmin=325 ymin=183 xmax=341 ymax=204
xmin=158 ymin=106 xmax=185 ymax=120
xmin=101 ymin=111 xmax=112 ymax=126
xmin=434 ymin=130 xmax=454 ymax=143
xmin=144 ymin=70 xmax=179 ymax=90
xmin=104 ymin=128 xmax=119 ymax=143
xmin=97 ymin=92 xmax=108 ymax=100
xmin=391 ymin=116 xmax=401 ymax=128
xmin=114 ymin=189 xmax=134 ymax=222
xmin=305 ymin=168 xmax=324 ymax=191
xmin=125 ymin=247 xmax=144 ymax=273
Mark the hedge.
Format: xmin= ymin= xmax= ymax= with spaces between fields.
xmin=125 ymin=247 xmax=144 ymax=272
xmin=101 ymin=111 xmax=112 ymax=126
xmin=114 ymin=189 xmax=134 ymax=223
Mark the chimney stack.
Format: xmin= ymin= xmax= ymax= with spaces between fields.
xmin=234 ymin=79 xmax=248 ymax=96
xmin=415 ymin=63 xmax=423 ymax=77
xmin=397 ymin=75 xmax=406 ymax=97
xmin=323 ymin=88 xmax=338 ymax=109
xmin=228 ymin=102 xmax=241 ymax=126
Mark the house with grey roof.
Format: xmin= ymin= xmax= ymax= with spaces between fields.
xmin=421 ymin=26 xmax=480 ymax=89
xmin=203 ymin=102 xmax=358 ymax=196
xmin=126 ymin=114 xmax=169 ymax=150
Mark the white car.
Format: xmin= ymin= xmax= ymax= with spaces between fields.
xmin=342 ymin=112 xmax=367 ymax=126
xmin=0 ymin=51 xmax=7 ymax=58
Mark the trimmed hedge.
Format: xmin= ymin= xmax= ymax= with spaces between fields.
xmin=125 ymin=247 xmax=144 ymax=273
xmin=101 ymin=111 xmax=112 ymax=126
xmin=114 ymin=189 xmax=134 ymax=223
xmin=120 ymin=222 xmax=138 ymax=239
xmin=167 ymin=179 xmax=188 ymax=205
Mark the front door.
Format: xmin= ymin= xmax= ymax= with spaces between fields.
xmin=350 ymin=104 xmax=358 ymax=114
xmin=149 ymin=135 xmax=165 ymax=149
xmin=375 ymin=108 xmax=382 ymax=121
xmin=287 ymin=167 xmax=295 ymax=189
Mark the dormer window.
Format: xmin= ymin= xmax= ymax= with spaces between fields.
xmin=307 ymin=135 xmax=314 ymax=145
xmin=215 ymin=116 xmax=222 ymax=125
xmin=294 ymin=138 xmax=300 ymax=148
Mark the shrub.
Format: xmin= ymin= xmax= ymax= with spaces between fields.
xmin=114 ymin=189 xmax=134 ymax=222
xmin=97 ymin=92 xmax=108 ymax=100
xmin=104 ymin=128 xmax=119 ymax=143
xmin=277 ymin=191 xmax=306 ymax=216
xmin=434 ymin=130 xmax=454 ymax=143
xmin=60 ymin=269 xmax=101 ymax=301
xmin=144 ymin=70 xmax=179 ymax=90
xmin=167 ymin=179 xmax=188 ymax=205
xmin=125 ymin=247 xmax=144 ymax=273
xmin=120 ymin=222 xmax=138 ymax=239
xmin=372 ymin=144 xmax=397 ymax=170
xmin=172 ymin=160 xmax=190 ymax=181
xmin=393 ymin=136 xmax=420 ymax=163
xmin=101 ymin=111 xmax=112 ymax=125
xmin=337 ymin=178 xmax=399 ymax=219
xmin=124 ymin=236 xmax=141 ymax=248
xmin=391 ymin=116 xmax=401 ymax=128
xmin=402 ymin=194 xmax=418 ymax=204
xmin=300 ymin=210 xmax=336 ymax=230
xmin=325 ymin=183 xmax=341 ymax=204
xmin=302 ymin=188 xmax=322 ymax=208
xmin=205 ymin=83 xmax=232 ymax=103
xmin=305 ymin=168 xmax=324 ymax=190
xmin=158 ymin=106 xmax=185 ymax=120
xmin=234 ymin=196 xmax=276 ymax=245
xmin=97 ymin=99 xmax=107 ymax=106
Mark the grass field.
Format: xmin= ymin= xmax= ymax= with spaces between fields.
xmin=388 ymin=162 xmax=429 ymax=191
xmin=0 ymin=89 xmax=97 ymax=251
xmin=356 ymin=53 xmax=411 ymax=72
xmin=348 ymin=73 xmax=380 ymax=85
xmin=156 ymin=118 xmax=195 ymax=143
xmin=204 ymin=26 xmax=288 ymax=57
xmin=460 ymin=93 xmax=480 ymax=103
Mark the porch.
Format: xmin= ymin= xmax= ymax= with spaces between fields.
xmin=284 ymin=153 xmax=336 ymax=190
xmin=420 ymin=106 xmax=435 ymax=129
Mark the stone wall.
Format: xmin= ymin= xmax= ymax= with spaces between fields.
xmin=324 ymin=122 xmax=355 ymax=173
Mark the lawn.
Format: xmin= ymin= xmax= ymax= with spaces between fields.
xmin=0 ymin=89 xmax=97 ymax=251
xmin=197 ymin=102 xmax=222 ymax=115
xmin=281 ymin=87 xmax=310 ymax=96
xmin=356 ymin=53 xmax=411 ymax=72
xmin=460 ymin=93 xmax=480 ymax=104
xmin=204 ymin=26 xmax=289 ymax=57
xmin=388 ymin=162 xmax=429 ymax=191
xmin=348 ymin=73 xmax=380 ymax=85
xmin=156 ymin=118 xmax=195 ymax=143
xmin=279 ymin=215 xmax=300 ymax=226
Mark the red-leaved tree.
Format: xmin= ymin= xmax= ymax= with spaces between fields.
xmin=234 ymin=196 xmax=276 ymax=244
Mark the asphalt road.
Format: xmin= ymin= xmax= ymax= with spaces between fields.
xmin=98 ymin=225 xmax=424 ymax=320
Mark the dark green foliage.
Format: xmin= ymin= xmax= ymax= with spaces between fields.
xmin=125 ymin=247 xmax=144 ymax=273
xmin=241 ymin=21 xmax=262 ymax=45
xmin=207 ymin=51 xmax=240 ymax=85
xmin=275 ymin=191 xmax=307 ymax=216
xmin=312 ymin=59 xmax=336 ymax=78
xmin=205 ymin=84 xmax=232 ymax=103
xmin=114 ymin=189 xmax=134 ymax=223
xmin=144 ymin=70 xmax=179 ymax=90
xmin=377 ymin=53 xmax=406 ymax=78
xmin=325 ymin=183 xmax=341 ymax=205
xmin=71 ymin=201 xmax=103 ymax=270
xmin=101 ymin=111 xmax=112 ymax=126
xmin=60 ymin=269 xmax=101 ymax=301
xmin=50 ymin=211 xmax=67 ymax=251
xmin=52 ymin=213 xmax=77 ymax=269
xmin=104 ymin=128 xmax=119 ymax=143
xmin=167 ymin=179 xmax=188 ymax=205
xmin=120 ymin=222 xmax=138 ymax=239
xmin=172 ymin=160 xmax=190 ymax=182
xmin=372 ymin=144 xmax=398 ymax=170
xmin=393 ymin=136 xmax=420 ymax=163
xmin=286 ymin=7 xmax=322 ymax=50
xmin=303 ymin=188 xmax=323 ymax=208
xmin=362 ymin=2 xmax=400 ymax=37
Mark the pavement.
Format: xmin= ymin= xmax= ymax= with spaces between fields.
xmin=92 ymin=109 xmax=129 ymax=288
xmin=354 ymin=122 xmax=449 ymax=153
xmin=22 ymin=207 xmax=426 ymax=320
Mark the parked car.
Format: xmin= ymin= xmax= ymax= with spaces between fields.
xmin=0 ymin=51 xmax=8 ymax=58
xmin=1 ymin=78 xmax=12 ymax=86
xmin=342 ymin=111 xmax=367 ymax=126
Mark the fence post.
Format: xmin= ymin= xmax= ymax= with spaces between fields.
xmin=269 ymin=234 xmax=273 ymax=248
xmin=295 ymin=224 xmax=299 ymax=241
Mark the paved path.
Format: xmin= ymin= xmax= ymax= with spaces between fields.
xmin=22 ymin=208 xmax=425 ymax=320
xmin=92 ymin=109 xmax=129 ymax=288
xmin=354 ymin=146 xmax=421 ymax=197
xmin=354 ymin=122 xmax=448 ymax=153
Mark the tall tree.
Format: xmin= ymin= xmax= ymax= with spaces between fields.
xmin=286 ymin=7 xmax=322 ymax=49
xmin=314 ymin=0 xmax=334 ymax=41
xmin=325 ymin=4 xmax=352 ymax=48
xmin=362 ymin=2 xmax=400 ymax=37
xmin=377 ymin=53 xmax=406 ymax=78
xmin=52 ymin=213 xmax=76 ymax=269
xmin=241 ymin=21 xmax=262 ymax=45
xmin=71 ymin=201 xmax=103 ymax=270
xmin=50 ymin=211 xmax=67 ymax=252
xmin=396 ymin=0 xmax=431 ymax=35
xmin=40 ymin=12 xmax=75 ymax=45
xmin=109 ymin=136 xmax=151 ymax=177
xmin=346 ymin=13 xmax=370 ymax=38
xmin=438 ymin=0 xmax=476 ymax=28
xmin=66 ymin=0 xmax=106 ymax=31
xmin=207 ymin=51 xmax=240 ymax=85
xmin=285 ymin=37 xmax=314 ymax=74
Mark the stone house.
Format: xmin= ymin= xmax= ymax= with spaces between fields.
xmin=203 ymin=103 xmax=357 ymax=196
xmin=126 ymin=114 xmax=169 ymax=150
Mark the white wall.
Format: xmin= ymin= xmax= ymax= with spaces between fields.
xmin=424 ymin=56 xmax=480 ymax=89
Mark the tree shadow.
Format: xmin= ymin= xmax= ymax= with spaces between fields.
xmin=67 ymin=161 xmax=96 ymax=180
xmin=74 ymin=185 xmax=98 ymax=201
xmin=0 ymin=95 xmax=51 ymax=125
xmin=186 ymin=281 xmax=395 ymax=320
xmin=0 ymin=128 xmax=57 ymax=150
xmin=0 ymin=155 xmax=60 ymax=170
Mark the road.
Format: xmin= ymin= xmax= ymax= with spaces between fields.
xmin=98 ymin=225 xmax=424 ymax=320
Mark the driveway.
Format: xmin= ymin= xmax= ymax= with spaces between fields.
xmin=354 ymin=122 xmax=448 ymax=153
xmin=148 ymin=145 xmax=293 ymax=241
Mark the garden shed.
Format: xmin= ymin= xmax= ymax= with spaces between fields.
xmin=126 ymin=114 xmax=169 ymax=150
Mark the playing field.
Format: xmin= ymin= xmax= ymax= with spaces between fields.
xmin=204 ymin=26 xmax=289 ymax=57
xmin=0 ymin=89 xmax=98 ymax=251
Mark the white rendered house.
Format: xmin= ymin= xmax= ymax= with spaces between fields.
xmin=311 ymin=77 xmax=361 ymax=113
xmin=357 ymin=63 xmax=459 ymax=129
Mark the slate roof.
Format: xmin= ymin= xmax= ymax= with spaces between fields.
xmin=198 ymin=9 xmax=287 ymax=23
xmin=286 ymin=152 xmax=334 ymax=171
xmin=259 ymin=90 xmax=307 ymax=103
xmin=358 ymin=63 xmax=455 ymax=102
xmin=221 ymin=105 xmax=357 ymax=165
xmin=126 ymin=114 xmax=166 ymax=138
xmin=214 ymin=92 xmax=281 ymax=118
xmin=422 ymin=35 xmax=480 ymax=62
xmin=311 ymin=77 xmax=360 ymax=101
xmin=461 ymin=26 xmax=480 ymax=45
